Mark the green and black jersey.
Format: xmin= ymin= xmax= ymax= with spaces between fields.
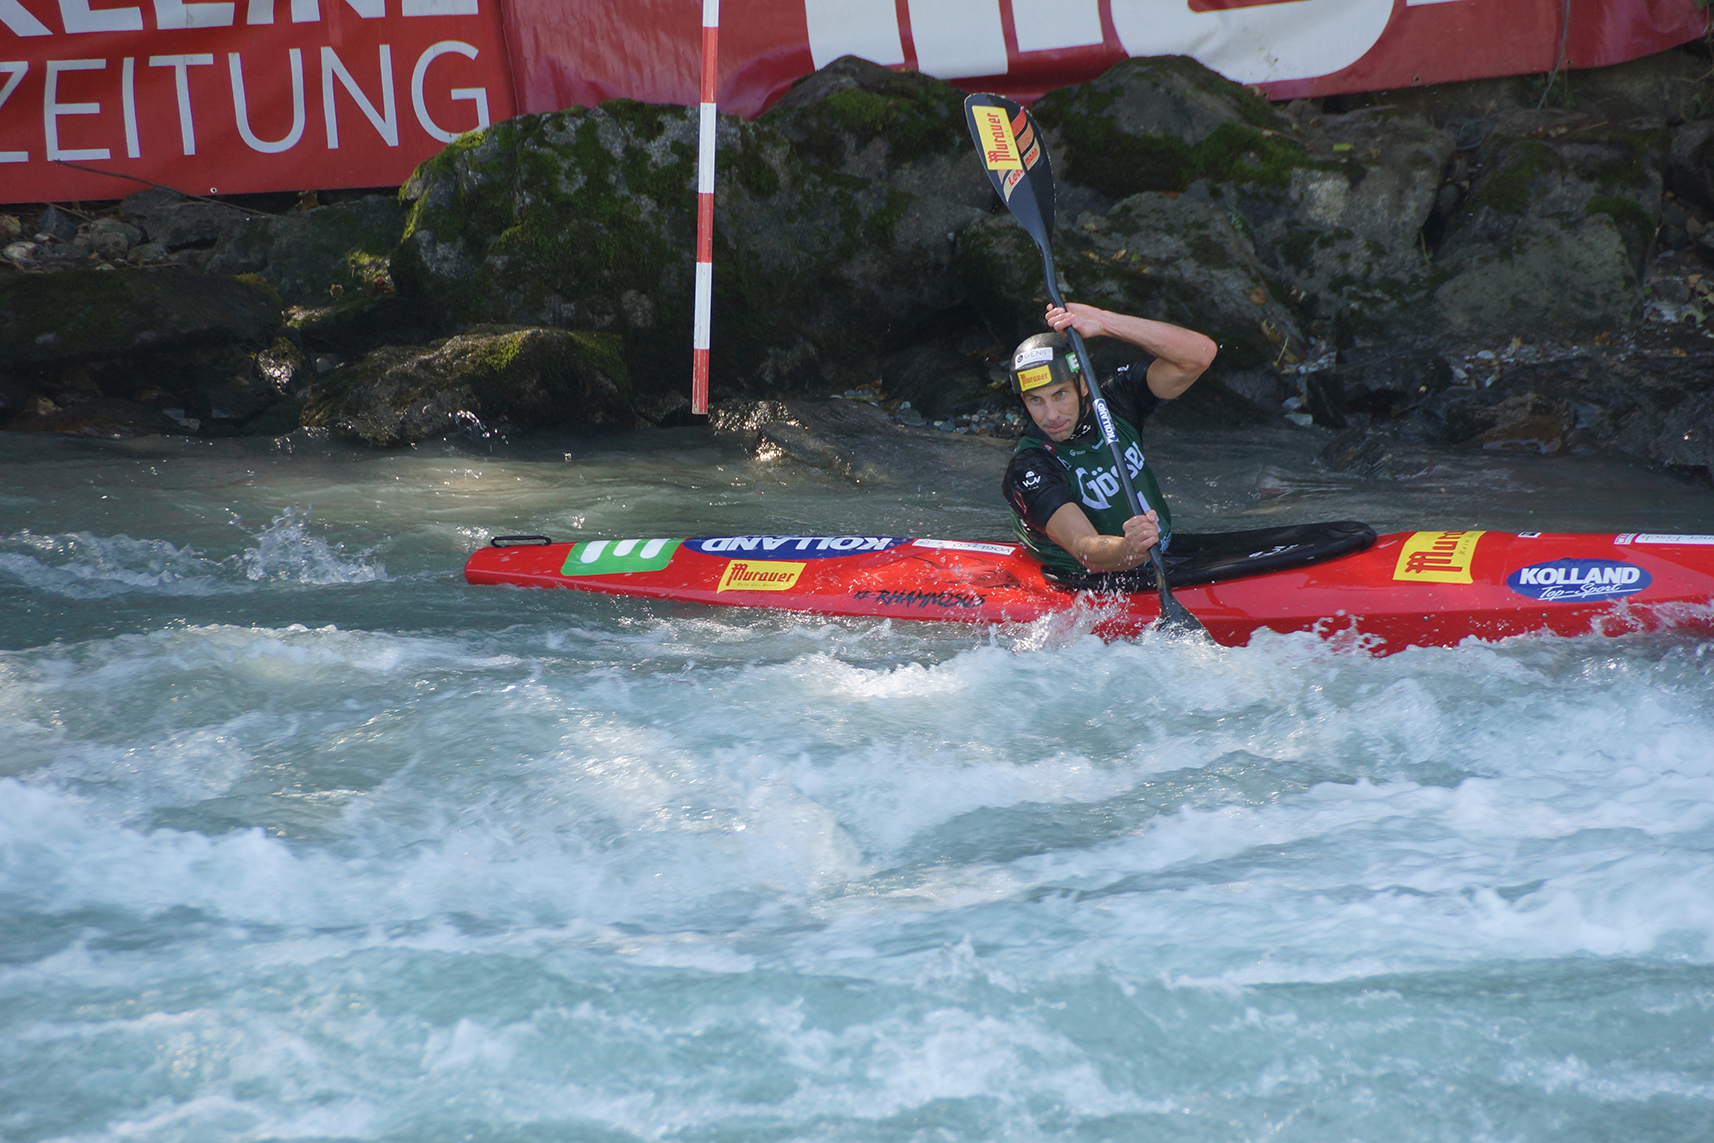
xmin=1000 ymin=361 xmax=1172 ymax=580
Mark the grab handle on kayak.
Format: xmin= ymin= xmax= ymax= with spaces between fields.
xmin=490 ymin=534 xmax=553 ymax=547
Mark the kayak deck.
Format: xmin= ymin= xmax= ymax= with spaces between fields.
xmin=463 ymin=528 xmax=1714 ymax=654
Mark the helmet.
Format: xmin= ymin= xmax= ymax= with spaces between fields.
xmin=1008 ymin=332 xmax=1082 ymax=405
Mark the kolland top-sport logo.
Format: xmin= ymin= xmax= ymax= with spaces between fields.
xmin=1507 ymin=558 xmax=1651 ymax=602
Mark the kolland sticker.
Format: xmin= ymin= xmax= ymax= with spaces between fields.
xmin=1507 ymin=559 xmax=1651 ymax=602
xmin=717 ymin=560 xmax=804 ymax=593
xmin=972 ymin=105 xmax=1021 ymax=171
xmin=561 ymin=538 xmax=680 ymax=577
xmin=1013 ymin=346 xmax=1055 ymax=369
xmin=1392 ymin=530 xmax=1486 ymax=584
xmin=1017 ymin=364 xmax=1055 ymax=392
xmin=687 ymin=536 xmax=909 ymax=560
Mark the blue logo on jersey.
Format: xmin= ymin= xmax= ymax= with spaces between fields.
xmin=1507 ymin=559 xmax=1650 ymax=602
xmin=686 ymin=536 xmax=910 ymax=559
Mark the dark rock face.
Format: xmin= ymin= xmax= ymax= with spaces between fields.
xmin=121 ymin=187 xmax=262 ymax=250
xmin=393 ymin=98 xmax=979 ymax=403
xmin=0 ymin=268 xmax=280 ymax=365
xmin=302 ymin=326 xmax=633 ymax=446
xmin=209 ymin=196 xmax=405 ymax=307
xmin=1432 ymin=114 xmax=1665 ymax=335
xmin=957 ymin=190 xmax=1305 ymax=370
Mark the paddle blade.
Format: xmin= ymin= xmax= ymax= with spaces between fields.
xmin=963 ymin=93 xmax=1055 ymax=248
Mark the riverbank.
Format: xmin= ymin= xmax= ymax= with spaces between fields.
xmin=3 ymin=46 xmax=1714 ymax=486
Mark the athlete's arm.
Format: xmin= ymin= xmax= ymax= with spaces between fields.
xmin=1045 ymin=303 xmax=1217 ymax=399
xmin=1044 ymin=503 xmax=1161 ymax=572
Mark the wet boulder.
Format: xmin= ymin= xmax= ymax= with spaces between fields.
xmin=1432 ymin=113 xmax=1665 ymax=335
xmin=759 ymin=56 xmax=991 ymax=210
xmin=301 ymin=325 xmax=633 ymax=446
xmin=392 ymin=100 xmax=979 ymax=402
xmin=955 ymin=190 xmax=1305 ymax=373
xmin=1668 ymin=119 xmax=1714 ymax=216
xmin=209 ymin=196 xmax=405 ymax=308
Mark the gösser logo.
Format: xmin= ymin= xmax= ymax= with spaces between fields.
xmin=687 ymin=536 xmax=909 ymax=559
xmin=1507 ymin=559 xmax=1651 ymax=602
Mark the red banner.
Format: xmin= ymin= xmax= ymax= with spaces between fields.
xmin=0 ymin=0 xmax=514 ymax=203
xmin=2 ymin=0 xmax=1708 ymax=204
xmin=502 ymin=0 xmax=1711 ymax=119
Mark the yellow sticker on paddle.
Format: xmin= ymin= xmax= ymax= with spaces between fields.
xmin=1392 ymin=531 xmax=1486 ymax=584
xmin=972 ymin=105 xmax=1022 ymax=171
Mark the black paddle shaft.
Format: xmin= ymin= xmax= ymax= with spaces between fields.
xmin=962 ymin=94 xmax=1205 ymax=635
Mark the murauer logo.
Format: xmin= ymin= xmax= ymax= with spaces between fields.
xmin=972 ymin=105 xmax=1021 ymax=171
xmin=716 ymin=560 xmax=805 ymax=592
xmin=1508 ymin=559 xmax=1651 ymax=602
xmin=1392 ymin=531 xmax=1486 ymax=584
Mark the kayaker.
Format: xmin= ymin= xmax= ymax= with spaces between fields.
xmin=1001 ymin=302 xmax=1217 ymax=583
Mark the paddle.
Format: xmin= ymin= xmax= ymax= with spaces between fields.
xmin=962 ymin=94 xmax=1208 ymax=638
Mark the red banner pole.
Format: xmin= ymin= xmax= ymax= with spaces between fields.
xmin=691 ymin=0 xmax=720 ymax=416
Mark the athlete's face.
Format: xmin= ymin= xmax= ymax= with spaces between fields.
xmin=1023 ymin=378 xmax=1085 ymax=442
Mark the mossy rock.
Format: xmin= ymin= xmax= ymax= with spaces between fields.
xmin=759 ymin=56 xmax=989 ymax=209
xmin=1031 ymin=56 xmax=1312 ymax=199
xmin=301 ymin=325 xmax=633 ymax=446
xmin=0 ymin=268 xmax=280 ymax=366
xmin=1434 ymin=214 xmax=1640 ymax=334
xmin=955 ymin=192 xmax=1304 ymax=372
xmin=393 ymin=98 xmax=980 ymax=401
xmin=208 ymin=196 xmax=405 ymax=308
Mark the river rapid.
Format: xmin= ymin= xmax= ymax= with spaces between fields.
xmin=3 ymin=421 xmax=1713 ymax=1143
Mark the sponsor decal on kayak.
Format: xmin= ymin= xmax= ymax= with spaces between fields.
xmin=852 ymin=589 xmax=985 ymax=610
xmin=972 ymin=105 xmax=1022 ymax=171
xmin=1635 ymin=534 xmax=1714 ymax=545
xmin=912 ymin=539 xmax=1018 ymax=555
xmin=1392 ymin=530 xmax=1486 ymax=584
xmin=1507 ymin=559 xmax=1651 ymax=602
xmin=562 ymin=538 xmax=681 ymax=577
xmin=687 ymin=536 xmax=909 ymax=559
xmin=717 ymin=560 xmax=805 ymax=592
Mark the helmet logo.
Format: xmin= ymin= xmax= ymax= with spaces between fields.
xmin=1013 ymin=346 xmax=1055 ymax=369
xmin=1017 ymin=364 xmax=1055 ymax=392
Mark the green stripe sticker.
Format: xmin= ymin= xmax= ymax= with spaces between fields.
xmin=561 ymin=538 xmax=682 ymax=577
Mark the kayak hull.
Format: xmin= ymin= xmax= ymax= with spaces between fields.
xmin=463 ymin=531 xmax=1714 ymax=654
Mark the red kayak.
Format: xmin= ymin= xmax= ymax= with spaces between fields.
xmin=463 ymin=524 xmax=1714 ymax=655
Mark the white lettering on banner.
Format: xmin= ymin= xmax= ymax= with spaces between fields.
xmin=244 ymin=0 xmax=321 ymax=23
xmin=1012 ymin=0 xmax=1103 ymax=54
xmin=402 ymin=0 xmax=478 ymax=15
xmin=339 ymin=0 xmax=384 ymax=18
xmin=231 ymin=48 xmax=304 ymax=152
xmin=153 ymin=0 xmax=235 ymax=29
xmin=150 ymin=54 xmax=212 ymax=156
xmin=44 ymin=59 xmax=107 ymax=160
xmin=908 ymin=0 xmax=1008 ymax=79
xmin=1 ymin=0 xmax=51 ymax=36
xmin=322 ymin=44 xmax=396 ymax=148
xmin=1110 ymin=0 xmax=1394 ymax=84
xmin=0 ymin=63 xmax=27 ymax=161
xmin=121 ymin=54 xmax=137 ymax=156
xmin=411 ymin=40 xmax=486 ymax=142
xmin=804 ymin=0 xmax=904 ymax=70
xmin=58 ymin=0 xmax=143 ymax=34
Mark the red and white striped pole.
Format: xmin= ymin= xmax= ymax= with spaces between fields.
xmin=691 ymin=0 xmax=720 ymax=415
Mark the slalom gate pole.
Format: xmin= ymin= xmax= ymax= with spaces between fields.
xmin=691 ymin=0 xmax=720 ymax=415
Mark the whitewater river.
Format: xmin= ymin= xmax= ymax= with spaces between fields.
xmin=3 ymin=419 xmax=1713 ymax=1143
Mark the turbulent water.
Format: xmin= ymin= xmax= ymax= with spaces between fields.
xmin=3 ymin=423 xmax=1713 ymax=1143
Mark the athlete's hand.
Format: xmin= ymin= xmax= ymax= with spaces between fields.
xmin=1045 ymin=303 xmax=1109 ymax=340
xmin=1122 ymin=511 xmax=1160 ymax=563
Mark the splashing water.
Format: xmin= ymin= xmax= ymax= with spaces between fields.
xmin=0 ymin=428 xmax=1712 ymax=1143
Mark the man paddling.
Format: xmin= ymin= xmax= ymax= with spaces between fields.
xmin=1001 ymin=302 xmax=1217 ymax=583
